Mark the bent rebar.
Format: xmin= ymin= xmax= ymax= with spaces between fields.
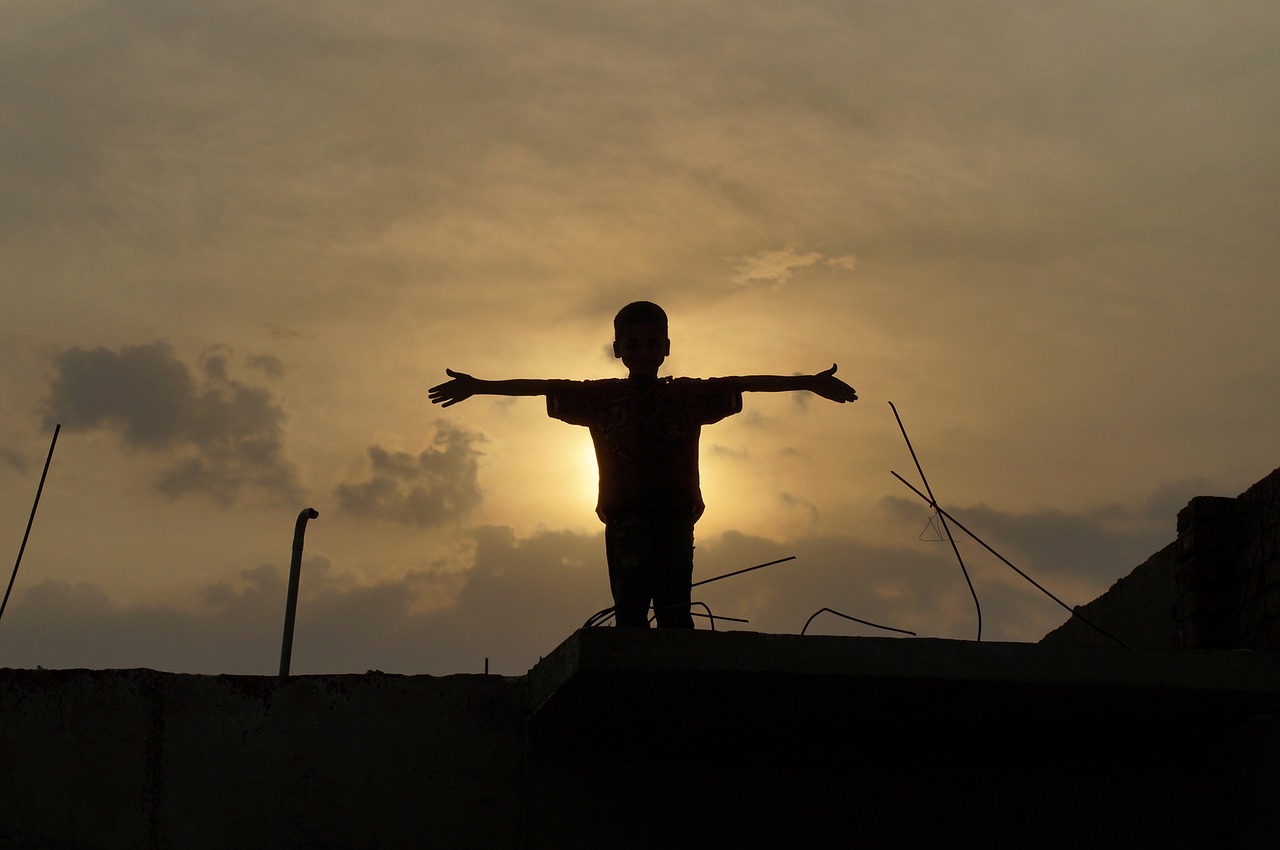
xmin=278 ymin=507 xmax=319 ymax=676
xmin=801 ymin=607 xmax=916 ymax=637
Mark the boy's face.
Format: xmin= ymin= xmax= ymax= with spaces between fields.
xmin=613 ymin=322 xmax=670 ymax=378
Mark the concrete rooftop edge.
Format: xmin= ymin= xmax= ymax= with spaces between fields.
xmin=527 ymin=628 xmax=1280 ymax=714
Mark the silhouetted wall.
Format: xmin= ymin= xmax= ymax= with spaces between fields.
xmin=4 ymin=630 xmax=1279 ymax=849
xmin=1044 ymin=465 xmax=1280 ymax=652
xmin=1175 ymin=468 xmax=1280 ymax=650
xmin=0 ymin=669 xmax=526 ymax=849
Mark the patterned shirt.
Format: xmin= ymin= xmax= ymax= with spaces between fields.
xmin=547 ymin=377 xmax=742 ymax=521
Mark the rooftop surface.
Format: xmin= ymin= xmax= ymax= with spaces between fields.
xmin=528 ymin=628 xmax=1280 ymax=729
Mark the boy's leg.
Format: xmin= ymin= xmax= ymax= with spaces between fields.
xmin=604 ymin=514 xmax=652 ymax=627
xmin=649 ymin=512 xmax=695 ymax=629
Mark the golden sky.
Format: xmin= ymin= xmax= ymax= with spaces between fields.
xmin=2 ymin=0 xmax=1278 ymax=673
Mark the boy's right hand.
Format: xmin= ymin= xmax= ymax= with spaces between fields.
xmin=428 ymin=369 xmax=479 ymax=407
xmin=812 ymin=364 xmax=858 ymax=403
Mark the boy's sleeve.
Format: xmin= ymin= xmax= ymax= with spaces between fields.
xmin=692 ymin=378 xmax=743 ymax=425
xmin=546 ymin=380 xmax=596 ymax=426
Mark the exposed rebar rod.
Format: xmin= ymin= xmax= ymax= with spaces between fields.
xmin=691 ymin=555 xmax=796 ymax=589
xmin=583 ymin=556 xmax=796 ymax=628
xmin=689 ymin=601 xmax=717 ymax=631
xmin=891 ymin=471 xmax=1128 ymax=648
xmin=1 ymin=424 xmax=61 ymax=628
xmin=802 ymin=607 xmax=917 ymax=637
xmin=696 ymin=610 xmax=748 ymax=624
xmin=889 ymin=402 xmax=982 ymax=641
xmin=279 ymin=507 xmax=319 ymax=676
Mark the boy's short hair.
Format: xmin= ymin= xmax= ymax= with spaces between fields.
xmin=614 ymin=301 xmax=668 ymax=336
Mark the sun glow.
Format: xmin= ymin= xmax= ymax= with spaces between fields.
xmin=570 ymin=439 xmax=600 ymax=512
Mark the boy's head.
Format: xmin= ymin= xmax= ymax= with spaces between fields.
xmin=613 ymin=301 xmax=670 ymax=378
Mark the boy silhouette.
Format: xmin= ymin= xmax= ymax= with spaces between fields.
xmin=428 ymin=301 xmax=857 ymax=628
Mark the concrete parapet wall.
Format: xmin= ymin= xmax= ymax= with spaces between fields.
xmin=4 ymin=614 xmax=1280 ymax=847
xmin=0 ymin=668 xmax=527 ymax=849
xmin=528 ymin=630 xmax=1280 ymax=849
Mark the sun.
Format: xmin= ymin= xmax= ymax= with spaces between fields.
xmin=569 ymin=439 xmax=600 ymax=509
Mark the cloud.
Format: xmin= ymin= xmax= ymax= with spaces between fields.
xmin=1 ymin=447 xmax=27 ymax=474
xmin=868 ymin=489 xmax=1184 ymax=645
xmin=729 ymin=246 xmax=811 ymax=287
xmin=729 ymin=245 xmax=858 ymax=289
xmin=246 ymin=354 xmax=285 ymax=379
xmin=1 ymin=570 xmax=286 ymax=675
xmin=878 ymin=493 xmax=1178 ymax=586
xmin=0 ymin=483 xmax=1180 ymax=676
xmin=335 ymin=423 xmax=484 ymax=527
xmin=706 ymin=443 xmax=749 ymax=460
xmin=0 ymin=525 xmax=609 ymax=676
xmin=43 ymin=341 xmax=300 ymax=504
xmin=778 ymin=492 xmax=820 ymax=525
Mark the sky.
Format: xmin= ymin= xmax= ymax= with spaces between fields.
xmin=2 ymin=0 xmax=1278 ymax=675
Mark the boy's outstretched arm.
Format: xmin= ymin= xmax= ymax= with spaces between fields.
xmin=428 ymin=369 xmax=558 ymax=407
xmin=725 ymin=364 xmax=858 ymax=403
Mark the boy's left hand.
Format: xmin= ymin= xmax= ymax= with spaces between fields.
xmin=813 ymin=364 xmax=858 ymax=403
xmin=428 ymin=368 xmax=480 ymax=407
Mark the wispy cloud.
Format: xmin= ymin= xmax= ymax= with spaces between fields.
xmin=730 ymin=246 xmax=857 ymax=288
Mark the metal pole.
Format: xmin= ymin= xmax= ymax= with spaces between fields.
xmin=279 ymin=507 xmax=319 ymax=676
xmin=1 ymin=424 xmax=61 ymax=628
